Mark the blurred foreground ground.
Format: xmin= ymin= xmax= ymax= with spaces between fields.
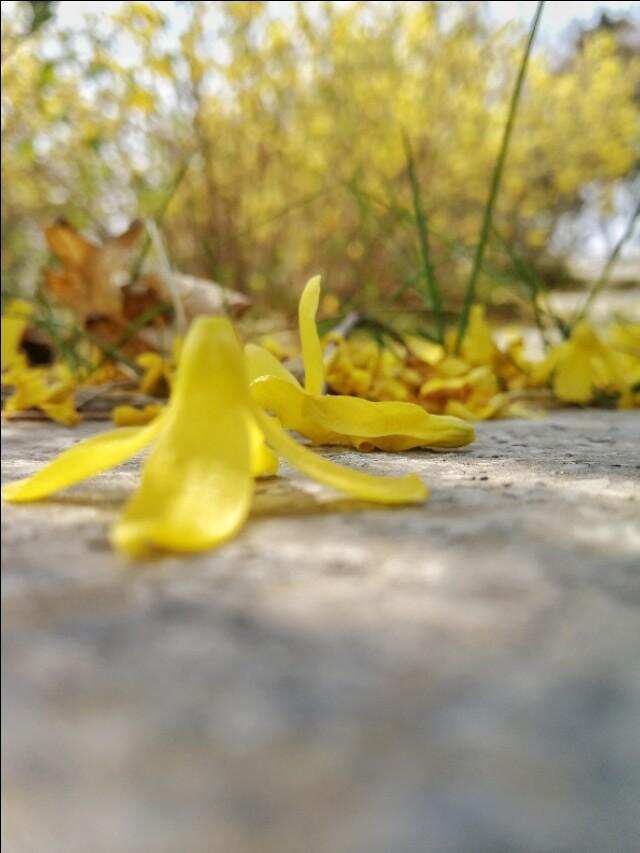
xmin=2 ymin=410 xmax=639 ymax=853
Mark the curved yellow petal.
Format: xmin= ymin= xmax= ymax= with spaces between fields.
xmin=251 ymin=376 xmax=474 ymax=450
xmin=249 ymin=417 xmax=278 ymax=477
xmin=251 ymin=405 xmax=428 ymax=505
xmin=2 ymin=418 xmax=163 ymax=503
xmin=250 ymin=375 xmax=341 ymax=445
xmin=303 ymin=392 xmax=475 ymax=449
xmin=298 ymin=275 xmax=324 ymax=395
xmin=112 ymin=317 xmax=254 ymax=557
xmin=244 ymin=342 xmax=300 ymax=386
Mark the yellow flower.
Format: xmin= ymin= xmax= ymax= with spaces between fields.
xmin=136 ymin=351 xmax=173 ymax=396
xmin=404 ymin=335 xmax=445 ymax=366
xmin=4 ymin=314 xmax=427 ymax=557
xmin=1 ymin=299 xmax=32 ymax=371
xmin=111 ymin=403 xmax=164 ymax=426
xmin=493 ymin=334 xmax=534 ymax=391
xmin=257 ymin=335 xmax=291 ymax=362
xmin=608 ymin=322 xmax=640 ymax=358
xmin=455 ymin=304 xmax=497 ymax=367
xmin=534 ymin=322 xmax=634 ymax=405
xmin=419 ymin=365 xmax=505 ymax=421
xmin=247 ymin=277 xmax=475 ymax=451
xmin=2 ymin=361 xmax=80 ymax=426
xmin=2 ymin=300 xmax=80 ymax=427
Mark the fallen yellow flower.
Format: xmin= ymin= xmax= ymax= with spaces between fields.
xmin=324 ymin=309 xmax=522 ymax=420
xmin=534 ymin=321 xmax=636 ymax=405
xmin=2 ymin=299 xmax=81 ymax=425
xmin=3 ymin=360 xmax=80 ymax=426
xmin=451 ymin=304 xmax=497 ymax=368
xmin=246 ymin=277 xmax=475 ymax=451
xmin=4 ymin=315 xmax=427 ymax=557
xmin=136 ymin=351 xmax=172 ymax=396
xmin=1 ymin=299 xmax=32 ymax=371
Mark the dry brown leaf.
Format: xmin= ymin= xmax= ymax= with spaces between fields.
xmin=45 ymin=219 xmax=143 ymax=321
xmin=43 ymin=220 xmax=250 ymax=351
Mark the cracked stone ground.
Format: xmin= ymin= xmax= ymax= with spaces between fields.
xmin=2 ymin=410 xmax=639 ymax=853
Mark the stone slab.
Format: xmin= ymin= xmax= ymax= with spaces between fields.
xmin=2 ymin=411 xmax=640 ymax=852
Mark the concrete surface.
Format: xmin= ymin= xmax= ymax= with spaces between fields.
xmin=2 ymin=410 xmax=640 ymax=852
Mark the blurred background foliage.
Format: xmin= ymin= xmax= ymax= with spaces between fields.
xmin=2 ymin=0 xmax=639 ymax=318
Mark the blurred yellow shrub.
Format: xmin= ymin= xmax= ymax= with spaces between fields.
xmin=2 ymin=2 xmax=639 ymax=309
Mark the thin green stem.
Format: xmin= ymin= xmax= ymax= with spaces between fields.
xmin=350 ymin=184 xmax=544 ymax=298
xmin=454 ymin=0 xmax=545 ymax=353
xmin=574 ymin=197 xmax=640 ymax=325
xmin=491 ymin=226 xmax=551 ymax=347
xmin=115 ymin=301 xmax=173 ymax=348
xmin=128 ymin=152 xmax=195 ymax=288
xmin=402 ymin=130 xmax=444 ymax=343
xmin=2 ymin=291 xmax=143 ymax=375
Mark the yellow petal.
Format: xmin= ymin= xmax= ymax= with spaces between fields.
xmin=553 ymin=348 xmax=593 ymax=403
xmin=251 ymin=376 xmax=474 ymax=450
xmin=461 ymin=305 xmax=496 ymax=366
xmin=112 ymin=317 xmax=254 ymax=557
xmin=112 ymin=403 xmax=164 ymax=427
xmin=298 ymin=274 xmax=324 ymax=395
xmin=302 ymin=390 xmax=475 ymax=449
xmin=136 ymin=352 xmax=169 ymax=395
xmin=3 ymin=418 xmax=162 ymax=503
xmin=244 ymin=343 xmax=300 ymax=386
xmin=404 ymin=334 xmax=445 ymax=366
xmin=1 ymin=299 xmax=32 ymax=371
xmin=40 ymin=395 xmax=81 ymax=427
xmin=257 ymin=334 xmax=291 ymax=361
xmin=249 ymin=417 xmax=278 ymax=477
xmin=445 ymin=393 xmax=507 ymax=421
xmin=252 ymin=405 xmax=428 ymax=505
xmin=250 ymin=375 xmax=341 ymax=445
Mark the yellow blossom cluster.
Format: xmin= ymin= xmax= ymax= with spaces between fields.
xmin=2 ymin=2 xmax=638 ymax=306
xmin=3 ymin=277 xmax=475 ymax=557
xmin=3 ymin=296 xmax=638 ymax=427
xmin=1 ymin=300 xmax=79 ymax=425
xmin=325 ymin=307 xmax=640 ymax=418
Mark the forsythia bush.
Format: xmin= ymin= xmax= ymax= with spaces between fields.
xmin=2 ymin=1 xmax=639 ymax=308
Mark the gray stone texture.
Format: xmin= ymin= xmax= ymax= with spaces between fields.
xmin=2 ymin=410 xmax=640 ymax=852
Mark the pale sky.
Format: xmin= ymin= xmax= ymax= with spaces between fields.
xmin=41 ymin=0 xmax=640 ymax=46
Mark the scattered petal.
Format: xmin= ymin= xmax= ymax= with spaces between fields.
xmin=298 ymin=275 xmax=324 ymax=395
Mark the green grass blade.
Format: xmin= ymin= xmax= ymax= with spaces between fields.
xmin=402 ymin=130 xmax=444 ymax=343
xmin=128 ymin=152 xmax=195 ymax=288
xmin=491 ymin=226 xmax=553 ymax=347
xmin=574 ymin=197 xmax=640 ymax=325
xmin=454 ymin=0 xmax=545 ymax=353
